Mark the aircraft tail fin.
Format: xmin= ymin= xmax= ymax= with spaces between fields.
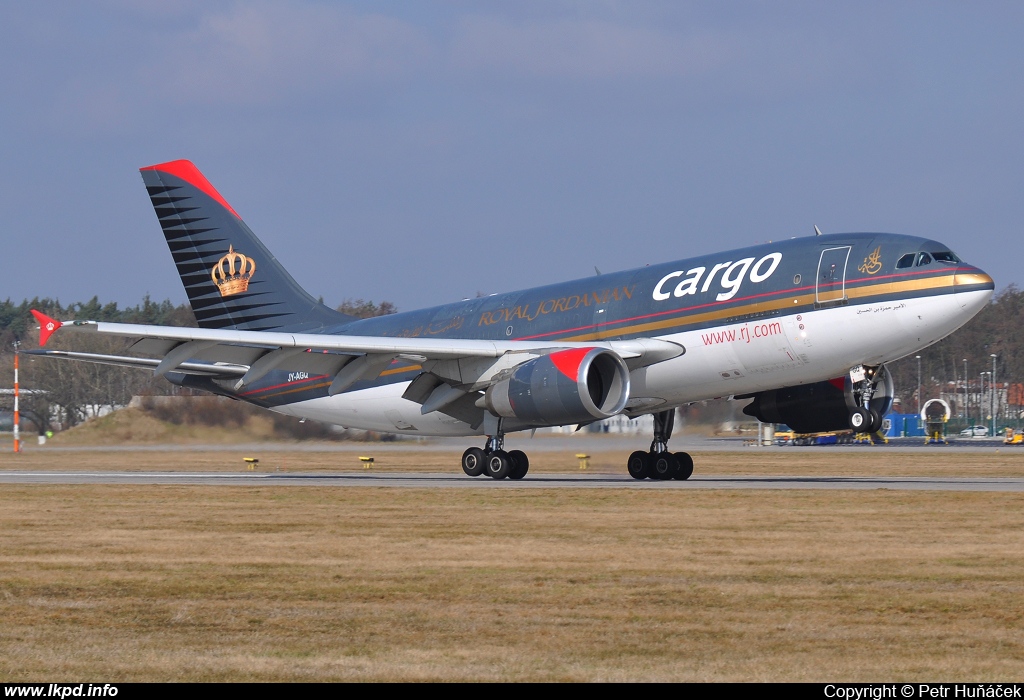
xmin=140 ymin=160 xmax=351 ymax=332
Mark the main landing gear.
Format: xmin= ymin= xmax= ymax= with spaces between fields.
xmin=627 ymin=409 xmax=693 ymax=480
xmin=460 ymin=411 xmax=695 ymax=482
xmin=461 ymin=418 xmax=529 ymax=480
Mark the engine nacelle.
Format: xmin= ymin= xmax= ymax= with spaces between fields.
xmin=742 ymin=366 xmax=894 ymax=434
xmin=484 ymin=347 xmax=630 ymax=426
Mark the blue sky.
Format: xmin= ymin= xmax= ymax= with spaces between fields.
xmin=2 ymin=1 xmax=1022 ymax=311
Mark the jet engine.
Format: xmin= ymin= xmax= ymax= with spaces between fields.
xmin=483 ymin=347 xmax=630 ymax=426
xmin=742 ymin=365 xmax=894 ymax=434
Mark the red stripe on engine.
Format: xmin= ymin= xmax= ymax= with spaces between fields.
xmin=550 ymin=347 xmax=592 ymax=381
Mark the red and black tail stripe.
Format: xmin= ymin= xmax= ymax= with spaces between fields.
xmin=141 ymin=160 xmax=351 ymax=333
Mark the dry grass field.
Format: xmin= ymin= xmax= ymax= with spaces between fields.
xmin=1 ymin=448 xmax=1023 ymax=681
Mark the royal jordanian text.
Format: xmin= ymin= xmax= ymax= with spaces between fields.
xmin=4 ymin=685 xmax=117 ymax=698
xmin=823 ymin=685 xmax=1022 ymax=699
xmin=479 ymin=285 xmax=636 ymax=327
xmin=653 ymin=252 xmax=782 ymax=302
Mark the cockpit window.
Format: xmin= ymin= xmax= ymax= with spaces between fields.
xmin=896 ymin=253 xmax=916 ymax=269
xmin=897 ymin=249 xmax=959 ymax=270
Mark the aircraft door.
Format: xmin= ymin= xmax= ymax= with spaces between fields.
xmin=816 ymin=246 xmax=851 ymax=307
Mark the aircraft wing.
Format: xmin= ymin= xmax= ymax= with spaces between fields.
xmin=29 ymin=311 xmax=684 ymax=396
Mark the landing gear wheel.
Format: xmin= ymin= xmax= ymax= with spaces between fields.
xmin=868 ymin=408 xmax=883 ymax=434
xmin=627 ymin=451 xmax=651 ymax=480
xmin=462 ymin=447 xmax=486 ymax=477
xmin=507 ymin=450 xmax=529 ymax=480
xmin=651 ymin=453 xmax=678 ymax=480
xmin=849 ymin=408 xmax=870 ymax=432
xmin=486 ymin=450 xmax=512 ymax=479
xmin=673 ymin=452 xmax=694 ymax=480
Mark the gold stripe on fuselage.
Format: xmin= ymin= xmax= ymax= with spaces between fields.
xmin=953 ymin=273 xmax=993 ymax=287
xmin=380 ymin=364 xmax=422 ymax=377
xmin=563 ymin=273 xmax=961 ymax=342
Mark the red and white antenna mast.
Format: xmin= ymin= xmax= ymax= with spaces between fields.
xmin=13 ymin=340 xmax=20 ymax=453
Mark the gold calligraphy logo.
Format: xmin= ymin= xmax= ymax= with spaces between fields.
xmin=211 ymin=245 xmax=256 ymax=297
xmin=858 ymin=246 xmax=883 ymax=275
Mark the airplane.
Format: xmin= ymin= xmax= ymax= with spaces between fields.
xmin=27 ymin=159 xmax=994 ymax=480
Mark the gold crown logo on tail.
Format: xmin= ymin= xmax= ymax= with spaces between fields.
xmin=211 ymin=245 xmax=256 ymax=297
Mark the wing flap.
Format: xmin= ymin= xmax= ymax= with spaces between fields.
xmin=233 ymin=350 xmax=353 ymax=390
xmin=24 ymin=350 xmax=247 ymax=377
xmin=129 ymin=338 xmax=178 ymax=355
xmin=189 ymin=343 xmax=271 ymax=366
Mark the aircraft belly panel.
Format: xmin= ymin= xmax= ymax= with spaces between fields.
xmin=274 ymin=382 xmax=480 ymax=436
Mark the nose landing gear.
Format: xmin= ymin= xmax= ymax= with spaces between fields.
xmin=847 ymin=365 xmax=888 ymax=434
xmin=848 ymin=407 xmax=883 ymax=433
xmin=627 ymin=409 xmax=693 ymax=481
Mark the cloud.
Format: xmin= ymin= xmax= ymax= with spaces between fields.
xmin=138 ymin=4 xmax=875 ymax=109
xmin=451 ymin=16 xmax=729 ymax=80
xmin=152 ymin=2 xmax=434 ymax=105
xmin=446 ymin=12 xmax=882 ymax=105
xmin=8 ymin=2 xmax=890 ymax=135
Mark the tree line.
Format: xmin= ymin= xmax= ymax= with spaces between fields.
xmin=0 ymin=296 xmax=198 ymax=433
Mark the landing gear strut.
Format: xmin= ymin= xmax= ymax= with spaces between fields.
xmin=461 ymin=416 xmax=529 ymax=480
xmin=847 ymin=365 xmax=887 ymax=434
xmin=628 ymin=409 xmax=693 ymax=481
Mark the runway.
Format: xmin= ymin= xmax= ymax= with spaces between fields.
xmin=2 ymin=471 xmax=1023 ymax=491
xmin=27 ymin=434 xmax=1013 ymax=453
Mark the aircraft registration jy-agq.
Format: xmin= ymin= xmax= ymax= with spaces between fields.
xmin=29 ymin=160 xmax=994 ymax=480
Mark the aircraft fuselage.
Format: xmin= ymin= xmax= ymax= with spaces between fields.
xmin=244 ymin=232 xmax=992 ymax=436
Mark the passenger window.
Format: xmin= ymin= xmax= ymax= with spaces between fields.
xmin=916 ymin=252 xmax=932 ymax=266
xmin=895 ymin=253 xmax=915 ymax=269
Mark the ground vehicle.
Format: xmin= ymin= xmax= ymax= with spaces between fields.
xmin=1004 ymin=428 xmax=1023 ymax=445
xmin=960 ymin=425 xmax=989 ymax=437
xmin=774 ymin=426 xmax=856 ymax=446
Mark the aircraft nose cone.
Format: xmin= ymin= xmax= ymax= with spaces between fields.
xmin=954 ymin=265 xmax=994 ymax=289
xmin=953 ymin=265 xmax=995 ymax=311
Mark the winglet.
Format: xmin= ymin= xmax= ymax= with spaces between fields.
xmin=30 ymin=310 xmax=62 ymax=346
